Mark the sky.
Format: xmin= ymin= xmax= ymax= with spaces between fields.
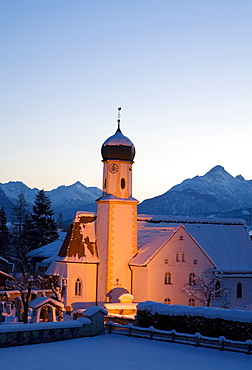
xmin=1 ymin=1 xmax=252 ymax=202
xmin=1 ymin=333 xmax=251 ymax=370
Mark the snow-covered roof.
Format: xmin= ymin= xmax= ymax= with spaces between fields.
xmin=46 ymin=212 xmax=99 ymax=273
xmin=130 ymin=226 xmax=180 ymax=266
xmin=98 ymin=194 xmax=138 ymax=202
xmin=83 ymin=306 xmax=108 ymax=317
xmin=45 ymin=260 xmax=67 ymax=276
xmin=0 ymin=270 xmax=14 ymax=280
xmin=56 ymin=212 xmax=99 ymax=263
xmin=102 ymin=129 xmax=134 ymax=147
xmin=136 ymin=215 xmax=252 ymax=272
xmin=29 ymin=232 xmax=67 ymax=258
xmin=28 ymin=297 xmax=64 ymax=309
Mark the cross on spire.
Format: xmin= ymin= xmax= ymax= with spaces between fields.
xmin=117 ymin=107 xmax=122 ymax=132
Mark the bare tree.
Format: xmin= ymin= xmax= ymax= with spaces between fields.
xmin=184 ymin=269 xmax=226 ymax=307
xmin=49 ymin=275 xmax=66 ymax=321
xmin=12 ymin=274 xmax=34 ymax=324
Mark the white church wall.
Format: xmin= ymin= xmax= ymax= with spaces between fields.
xmin=131 ymin=267 xmax=148 ymax=302
xmin=212 ymin=276 xmax=252 ymax=309
xmin=146 ymin=227 xmax=214 ymax=306
xmin=65 ymin=263 xmax=97 ymax=310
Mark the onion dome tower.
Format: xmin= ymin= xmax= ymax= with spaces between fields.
xmin=100 ymin=107 xmax=135 ymax=199
xmin=96 ymin=108 xmax=138 ymax=304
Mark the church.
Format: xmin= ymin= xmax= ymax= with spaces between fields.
xmin=46 ymin=110 xmax=252 ymax=311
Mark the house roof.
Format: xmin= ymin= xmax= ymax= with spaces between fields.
xmin=135 ymin=215 xmax=252 ymax=272
xmin=0 ymin=270 xmax=14 ymax=281
xmin=29 ymin=232 xmax=67 ymax=259
xmin=28 ymin=297 xmax=64 ymax=309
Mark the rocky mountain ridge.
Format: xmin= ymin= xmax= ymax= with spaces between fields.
xmin=138 ymin=165 xmax=252 ymax=221
xmin=2 ymin=165 xmax=252 ymax=225
xmin=0 ymin=181 xmax=102 ymax=220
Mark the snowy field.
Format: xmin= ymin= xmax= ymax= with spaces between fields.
xmin=0 ymin=334 xmax=251 ymax=370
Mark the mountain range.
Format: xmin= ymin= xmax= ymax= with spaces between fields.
xmin=0 ymin=181 xmax=102 ymax=221
xmin=138 ymin=165 xmax=252 ymax=223
xmin=1 ymin=165 xmax=252 ymax=225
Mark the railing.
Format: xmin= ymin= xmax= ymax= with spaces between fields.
xmin=105 ymin=322 xmax=252 ymax=355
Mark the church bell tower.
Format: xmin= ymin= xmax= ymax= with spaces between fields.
xmin=96 ymin=108 xmax=138 ymax=304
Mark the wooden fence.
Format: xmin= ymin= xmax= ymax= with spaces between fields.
xmin=105 ymin=322 xmax=252 ymax=355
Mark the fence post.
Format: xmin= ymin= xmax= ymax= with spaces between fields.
xmin=171 ymin=330 xmax=175 ymax=343
xmin=149 ymin=326 xmax=154 ymax=340
xmin=195 ymin=332 xmax=200 ymax=347
xmin=246 ymin=340 xmax=252 ymax=355
xmin=108 ymin=321 xmax=112 ymax=334
xmin=128 ymin=324 xmax=133 ymax=337
xmin=219 ymin=336 xmax=225 ymax=351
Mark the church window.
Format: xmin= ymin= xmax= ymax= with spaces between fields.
xmin=75 ymin=278 xmax=82 ymax=296
xmin=121 ymin=178 xmax=126 ymax=189
xmin=164 ymin=272 xmax=172 ymax=284
xmin=188 ymin=298 xmax=195 ymax=306
xmin=164 ymin=298 xmax=171 ymax=304
xmin=176 ymin=253 xmax=180 ymax=262
xmin=179 ymin=235 xmax=184 ymax=241
xmin=104 ymin=178 xmax=107 ymax=188
xmin=193 ymin=259 xmax=198 ymax=265
xmin=236 ymin=282 xmax=242 ymax=298
xmin=189 ymin=273 xmax=196 ymax=285
xmin=182 ymin=253 xmax=186 ymax=262
xmin=215 ymin=281 xmax=221 ymax=297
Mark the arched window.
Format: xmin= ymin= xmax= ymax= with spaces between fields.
xmin=182 ymin=253 xmax=186 ymax=262
xmin=236 ymin=282 xmax=242 ymax=298
xmin=164 ymin=298 xmax=171 ymax=304
xmin=215 ymin=281 xmax=221 ymax=297
xmin=164 ymin=272 xmax=172 ymax=284
xmin=121 ymin=178 xmax=126 ymax=189
xmin=188 ymin=298 xmax=195 ymax=306
xmin=176 ymin=253 xmax=180 ymax=262
xmin=189 ymin=273 xmax=196 ymax=285
xmin=103 ymin=178 xmax=107 ymax=189
xmin=75 ymin=278 xmax=82 ymax=296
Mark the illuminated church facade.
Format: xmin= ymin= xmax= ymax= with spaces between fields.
xmin=47 ymin=111 xmax=252 ymax=310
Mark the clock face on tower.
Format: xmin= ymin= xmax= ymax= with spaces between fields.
xmin=108 ymin=163 xmax=119 ymax=174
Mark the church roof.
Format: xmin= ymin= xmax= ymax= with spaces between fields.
xmin=135 ymin=215 xmax=252 ymax=272
xmin=130 ymin=226 xmax=180 ymax=266
xmin=54 ymin=212 xmax=99 ymax=264
xmin=101 ymin=127 xmax=135 ymax=161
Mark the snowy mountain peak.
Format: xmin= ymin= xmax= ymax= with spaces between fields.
xmin=139 ymin=165 xmax=252 ymax=218
xmin=236 ymin=175 xmax=245 ymax=181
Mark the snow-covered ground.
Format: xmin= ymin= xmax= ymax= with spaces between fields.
xmin=0 ymin=333 xmax=251 ymax=370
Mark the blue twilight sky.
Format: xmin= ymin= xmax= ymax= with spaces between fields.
xmin=0 ymin=0 xmax=252 ymax=202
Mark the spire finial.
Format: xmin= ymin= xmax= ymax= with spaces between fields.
xmin=117 ymin=107 xmax=121 ymax=132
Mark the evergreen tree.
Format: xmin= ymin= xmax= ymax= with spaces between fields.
xmin=31 ymin=189 xmax=59 ymax=247
xmin=11 ymin=192 xmax=29 ymax=237
xmin=0 ymin=206 xmax=11 ymax=259
xmin=10 ymin=193 xmax=34 ymax=274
